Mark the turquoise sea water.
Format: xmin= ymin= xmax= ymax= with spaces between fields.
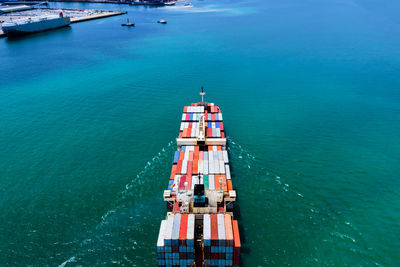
xmin=1 ymin=0 xmax=400 ymax=265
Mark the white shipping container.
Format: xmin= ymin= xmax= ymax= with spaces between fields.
xmin=157 ymin=220 xmax=167 ymax=248
xmin=165 ymin=214 xmax=175 ymax=241
xmin=191 ymin=176 xmax=196 ymax=190
xmin=173 ymin=175 xmax=180 ymax=192
xmin=223 ymin=151 xmax=229 ymax=163
xmin=182 ymin=160 xmax=188 ymax=174
xmin=203 ymin=214 xmax=211 ymax=240
xmin=203 ymin=160 xmax=209 ymax=174
xmin=219 ymin=113 xmax=223 ymax=120
xmin=209 ymin=174 xmax=215 ymax=190
xmin=191 ymin=127 xmax=195 ymax=138
xmin=214 ymin=113 xmax=219 ymax=121
xmin=204 ymin=152 xmax=208 ymax=161
xmin=200 ymin=177 xmax=203 ymax=184
xmin=225 ymin=165 xmax=231 ymax=180
xmin=219 ymin=161 xmax=225 ymax=174
xmin=218 ymin=151 xmax=223 ymax=161
xmin=180 ymin=122 xmax=184 ymax=131
xmin=209 ymin=160 xmax=214 ymax=174
xmin=184 ymin=122 xmax=189 ymax=128
xmin=213 ymin=146 xmax=218 ymax=151
xmin=198 ymin=160 xmax=203 ymax=174
xmin=182 ymin=113 xmax=186 ymax=121
xmin=213 ymin=160 xmax=219 ymax=174
xmin=212 ymin=122 xmax=216 ymax=128
xmin=187 ymin=146 xmax=195 ymax=151
xmin=208 ymin=151 xmax=213 ymax=162
xmin=216 ymin=128 xmax=221 ymax=138
xmin=172 ymin=214 xmax=181 ymax=240
xmin=217 ymin=214 xmax=226 ymax=241
xmin=187 ymin=214 xmax=195 ymax=240
xmin=184 ymin=151 xmax=189 ymax=161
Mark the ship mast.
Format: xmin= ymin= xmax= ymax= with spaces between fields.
xmin=200 ymin=86 xmax=205 ymax=104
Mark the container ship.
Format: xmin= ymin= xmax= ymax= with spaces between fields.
xmin=156 ymin=91 xmax=241 ymax=267
xmin=1 ymin=12 xmax=70 ymax=37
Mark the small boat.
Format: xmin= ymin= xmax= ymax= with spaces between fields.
xmin=157 ymin=19 xmax=167 ymax=24
xmin=183 ymin=2 xmax=192 ymax=6
xmin=121 ymin=18 xmax=135 ymax=27
xmin=164 ymin=1 xmax=176 ymax=5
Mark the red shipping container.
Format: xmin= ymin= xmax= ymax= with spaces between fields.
xmin=219 ymin=122 xmax=224 ymax=131
xmin=176 ymin=160 xmax=183 ymax=174
xmin=182 ymin=128 xmax=187 ymax=138
xmin=189 ymin=122 xmax=192 ymax=128
xmin=193 ymin=150 xmax=199 ymax=161
xmin=221 ymin=132 xmax=225 ymax=138
xmin=179 ymin=175 xmax=186 ymax=190
xmin=170 ymin=165 xmax=177 ymax=180
xmin=211 ymin=114 xmax=215 ymax=121
xmin=186 ymin=113 xmax=190 ymax=121
xmin=199 ymin=151 xmax=203 ymax=160
xmin=187 ymin=128 xmax=192 ymax=138
xmin=173 ymin=202 xmax=180 ymax=213
xmin=189 ymin=151 xmax=194 ymax=161
xmin=210 ymin=214 xmax=218 ymax=246
xmin=178 ymin=132 xmax=183 ymax=138
xmin=217 ymin=146 xmax=221 ymax=151
xmin=179 ymin=214 xmax=188 ymax=245
xmin=207 ymin=128 xmax=212 ymax=138
xmin=183 ymin=106 xmax=187 ymax=113
xmin=187 ymin=161 xmax=193 ymax=177
xmin=194 ymin=146 xmax=199 ymax=153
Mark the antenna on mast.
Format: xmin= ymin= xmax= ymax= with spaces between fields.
xmin=200 ymin=86 xmax=205 ymax=104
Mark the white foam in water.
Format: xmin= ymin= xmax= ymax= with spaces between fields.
xmin=58 ymin=141 xmax=175 ymax=266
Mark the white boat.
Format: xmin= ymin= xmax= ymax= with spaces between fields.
xmin=1 ymin=12 xmax=70 ymax=37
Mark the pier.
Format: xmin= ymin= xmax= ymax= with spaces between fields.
xmin=0 ymin=8 xmax=126 ymax=37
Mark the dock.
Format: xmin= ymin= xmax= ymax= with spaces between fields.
xmin=0 ymin=8 xmax=126 ymax=38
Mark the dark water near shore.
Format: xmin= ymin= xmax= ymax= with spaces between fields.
xmin=1 ymin=0 xmax=400 ymax=266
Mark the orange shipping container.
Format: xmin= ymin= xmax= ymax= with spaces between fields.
xmin=179 ymin=151 xmax=185 ymax=161
xmin=232 ymin=220 xmax=241 ymax=247
xmin=227 ymin=180 xmax=233 ymax=191
xmin=170 ymin=165 xmax=177 ymax=180
xmin=224 ymin=214 xmax=234 ymax=246
xmin=189 ymin=151 xmax=194 ymax=161
xmin=193 ymin=160 xmax=198 ymax=174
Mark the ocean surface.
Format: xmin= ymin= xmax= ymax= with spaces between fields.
xmin=1 ymin=0 xmax=400 ymax=265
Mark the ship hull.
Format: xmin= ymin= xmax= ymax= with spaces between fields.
xmin=2 ymin=17 xmax=70 ymax=37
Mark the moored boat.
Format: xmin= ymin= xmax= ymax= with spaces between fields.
xmin=2 ymin=12 xmax=70 ymax=37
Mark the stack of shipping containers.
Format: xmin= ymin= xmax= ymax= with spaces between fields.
xmin=157 ymin=102 xmax=241 ymax=267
